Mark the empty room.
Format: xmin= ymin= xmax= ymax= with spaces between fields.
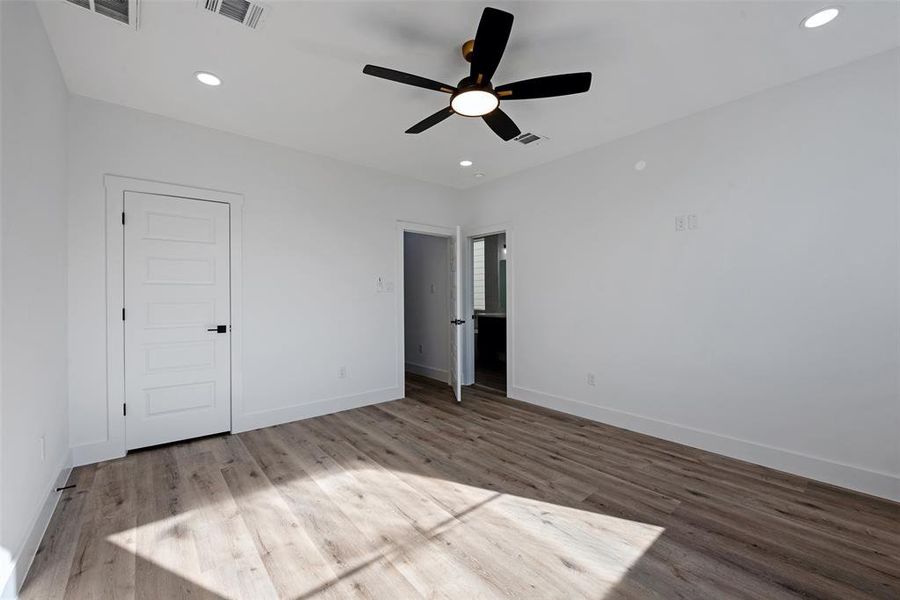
xmin=1 ymin=1 xmax=899 ymax=598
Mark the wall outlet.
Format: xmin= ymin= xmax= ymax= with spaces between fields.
xmin=687 ymin=214 xmax=699 ymax=230
xmin=587 ymin=372 xmax=596 ymax=387
xmin=338 ymin=366 xmax=347 ymax=379
xmin=430 ymin=283 xmax=435 ymax=294
xmin=675 ymin=216 xmax=686 ymax=231
xmin=418 ymin=344 xmax=423 ymax=354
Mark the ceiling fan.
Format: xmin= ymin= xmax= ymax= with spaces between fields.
xmin=362 ymin=7 xmax=592 ymax=141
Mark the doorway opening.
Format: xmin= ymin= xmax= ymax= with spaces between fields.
xmin=398 ymin=221 xmax=464 ymax=402
xmin=403 ymin=231 xmax=452 ymax=387
xmin=471 ymin=232 xmax=507 ymax=393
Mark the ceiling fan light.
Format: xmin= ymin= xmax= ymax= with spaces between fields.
xmin=451 ymin=90 xmax=499 ymax=117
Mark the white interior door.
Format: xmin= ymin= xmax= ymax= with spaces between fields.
xmin=449 ymin=226 xmax=463 ymax=402
xmin=124 ymin=191 xmax=231 ymax=450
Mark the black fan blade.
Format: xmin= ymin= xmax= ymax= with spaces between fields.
xmin=495 ymin=72 xmax=592 ymax=100
xmin=363 ymin=65 xmax=456 ymax=94
xmin=470 ymin=8 xmax=513 ymax=84
xmin=406 ymin=107 xmax=455 ymax=134
xmin=482 ymin=108 xmax=520 ymax=141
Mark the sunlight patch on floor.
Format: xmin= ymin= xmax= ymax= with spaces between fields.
xmin=107 ymin=468 xmax=664 ymax=599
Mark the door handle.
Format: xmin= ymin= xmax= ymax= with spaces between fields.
xmin=207 ymin=325 xmax=228 ymax=333
xmin=451 ymin=319 xmax=466 ymax=325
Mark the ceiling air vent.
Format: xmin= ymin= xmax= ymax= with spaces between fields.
xmin=513 ymin=132 xmax=548 ymax=146
xmin=200 ymin=0 xmax=268 ymax=29
xmin=63 ymin=0 xmax=139 ymax=29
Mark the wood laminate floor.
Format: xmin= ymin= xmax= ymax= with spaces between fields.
xmin=21 ymin=374 xmax=900 ymax=599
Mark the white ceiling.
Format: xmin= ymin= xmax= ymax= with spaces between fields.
xmin=37 ymin=0 xmax=900 ymax=189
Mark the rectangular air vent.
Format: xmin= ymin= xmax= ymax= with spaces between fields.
xmin=94 ymin=0 xmax=128 ymax=23
xmin=200 ymin=0 xmax=268 ymax=29
xmin=514 ymin=132 xmax=544 ymax=145
xmin=63 ymin=0 xmax=139 ymax=28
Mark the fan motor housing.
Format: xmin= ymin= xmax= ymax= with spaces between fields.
xmin=456 ymin=75 xmax=493 ymax=91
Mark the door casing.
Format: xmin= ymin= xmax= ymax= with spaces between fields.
xmin=104 ymin=175 xmax=243 ymax=460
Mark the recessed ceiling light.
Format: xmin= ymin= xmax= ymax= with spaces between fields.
xmin=802 ymin=7 xmax=839 ymax=29
xmin=195 ymin=71 xmax=222 ymax=86
xmin=474 ymin=172 xmax=485 ymax=178
xmin=459 ymin=160 xmax=473 ymax=167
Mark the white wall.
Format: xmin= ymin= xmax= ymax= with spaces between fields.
xmin=0 ymin=1 xmax=5 ymax=587
xmin=404 ymin=232 xmax=449 ymax=382
xmin=13 ymin=10 xmax=896 ymax=523
xmin=462 ymin=50 xmax=900 ymax=501
xmin=0 ymin=1 xmax=70 ymax=595
xmin=67 ymin=96 xmax=459 ymax=462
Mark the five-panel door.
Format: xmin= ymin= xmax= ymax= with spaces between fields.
xmin=123 ymin=191 xmax=231 ymax=450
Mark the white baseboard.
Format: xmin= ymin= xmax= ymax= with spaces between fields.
xmin=405 ymin=362 xmax=449 ymax=383
xmin=71 ymin=387 xmax=405 ymax=467
xmin=234 ymin=386 xmax=403 ymax=433
xmin=510 ymin=385 xmax=900 ymax=503
xmin=1 ymin=453 xmax=72 ymax=599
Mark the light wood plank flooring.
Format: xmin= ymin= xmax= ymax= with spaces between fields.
xmin=21 ymin=374 xmax=900 ymax=599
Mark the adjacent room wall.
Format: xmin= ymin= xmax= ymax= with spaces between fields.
xmin=0 ymin=1 xmax=70 ymax=595
xmin=66 ymin=96 xmax=459 ymax=463
xmin=403 ymin=232 xmax=450 ymax=382
xmin=462 ymin=50 xmax=900 ymax=501
xmin=479 ymin=233 xmax=506 ymax=315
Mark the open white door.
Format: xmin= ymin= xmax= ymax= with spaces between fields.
xmin=449 ymin=226 xmax=464 ymax=402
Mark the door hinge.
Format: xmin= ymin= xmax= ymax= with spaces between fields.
xmin=123 ymin=403 xmax=127 ymax=416
xmin=122 ymin=307 xmax=126 ymax=321
xmin=122 ymin=212 xmax=125 ymax=225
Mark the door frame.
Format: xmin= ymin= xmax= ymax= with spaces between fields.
xmin=104 ymin=175 xmax=244 ymax=458
xmin=463 ymin=223 xmax=514 ymax=395
xmin=396 ymin=220 xmax=457 ymax=396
